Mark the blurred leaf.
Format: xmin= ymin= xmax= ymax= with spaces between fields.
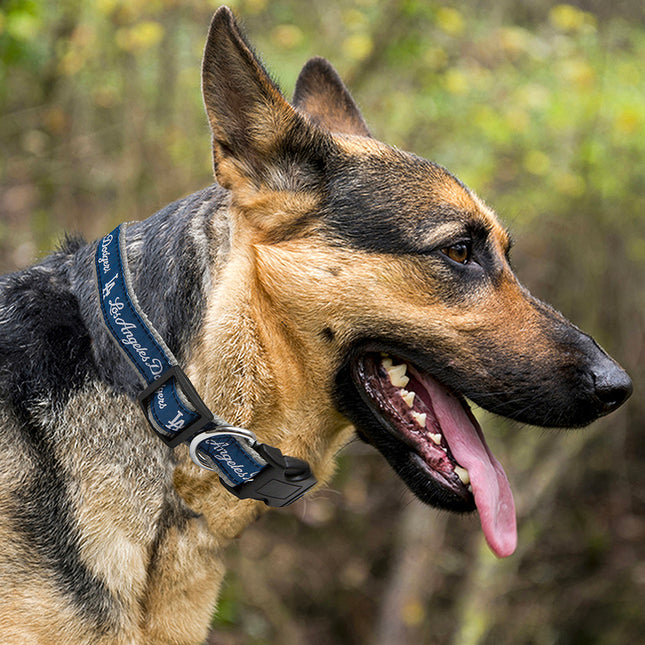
xmin=342 ymin=33 xmax=373 ymax=61
xmin=436 ymin=6 xmax=465 ymax=37
xmin=115 ymin=20 xmax=164 ymax=52
xmin=549 ymin=4 xmax=597 ymax=34
xmin=271 ymin=24 xmax=304 ymax=49
xmin=5 ymin=10 xmax=40 ymax=41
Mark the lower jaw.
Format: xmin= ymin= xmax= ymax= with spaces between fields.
xmin=410 ymin=454 xmax=475 ymax=509
xmin=356 ymin=421 xmax=476 ymax=512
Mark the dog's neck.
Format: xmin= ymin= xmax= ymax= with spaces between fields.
xmin=177 ymin=204 xmax=352 ymax=539
xmin=69 ymin=186 xmax=225 ymax=400
xmin=72 ymin=185 xmax=351 ymax=541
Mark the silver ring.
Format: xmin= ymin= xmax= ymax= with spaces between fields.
xmin=189 ymin=426 xmax=258 ymax=470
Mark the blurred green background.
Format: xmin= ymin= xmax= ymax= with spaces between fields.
xmin=1 ymin=1 xmax=643 ymax=643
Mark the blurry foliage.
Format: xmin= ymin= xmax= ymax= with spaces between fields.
xmin=1 ymin=1 xmax=644 ymax=644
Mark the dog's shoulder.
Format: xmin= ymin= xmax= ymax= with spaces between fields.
xmin=0 ymin=183 xmax=229 ymax=414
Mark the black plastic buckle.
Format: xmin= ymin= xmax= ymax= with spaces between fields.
xmin=137 ymin=365 xmax=214 ymax=449
xmin=139 ymin=366 xmax=318 ymax=507
xmin=220 ymin=443 xmax=317 ymax=507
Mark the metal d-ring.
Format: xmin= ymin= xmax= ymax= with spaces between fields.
xmin=189 ymin=426 xmax=259 ymax=471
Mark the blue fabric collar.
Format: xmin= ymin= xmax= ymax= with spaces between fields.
xmin=94 ymin=223 xmax=316 ymax=507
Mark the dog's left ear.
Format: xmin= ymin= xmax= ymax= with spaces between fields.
xmin=292 ymin=57 xmax=371 ymax=137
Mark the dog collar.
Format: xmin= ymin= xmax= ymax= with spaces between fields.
xmin=94 ymin=223 xmax=316 ymax=507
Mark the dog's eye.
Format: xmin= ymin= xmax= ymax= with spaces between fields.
xmin=442 ymin=242 xmax=471 ymax=264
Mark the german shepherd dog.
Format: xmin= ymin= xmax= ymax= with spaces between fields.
xmin=0 ymin=7 xmax=632 ymax=644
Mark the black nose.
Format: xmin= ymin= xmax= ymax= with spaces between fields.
xmin=592 ymin=360 xmax=633 ymax=414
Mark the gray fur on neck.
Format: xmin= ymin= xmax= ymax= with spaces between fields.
xmin=70 ymin=184 xmax=231 ymax=399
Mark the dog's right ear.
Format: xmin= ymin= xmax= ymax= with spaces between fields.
xmin=292 ymin=57 xmax=371 ymax=137
xmin=202 ymin=7 xmax=326 ymax=194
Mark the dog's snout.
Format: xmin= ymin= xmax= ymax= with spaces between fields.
xmin=495 ymin=318 xmax=634 ymax=428
xmin=592 ymin=358 xmax=633 ymax=415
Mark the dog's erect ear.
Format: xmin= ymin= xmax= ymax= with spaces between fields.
xmin=292 ymin=57 xmax=370 ymax=137
xmin=202 ymin=7 xmax=326 ymax=191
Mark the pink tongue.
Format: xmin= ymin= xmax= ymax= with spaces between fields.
xmin=418 ymin=375 xmax=517 ymax=557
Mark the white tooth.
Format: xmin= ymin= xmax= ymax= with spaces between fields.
xmin=467 ymin=484 xmax=473 ymax=493
xmin=411 ymin=411 xmax=427 ymax=427
xmin=400 ymin=389 xmax=415 ymax=407
xmin=382 ymin=357 xmax=393 ymax=369
xmin=429 ymin=432 xmax=442 ymax=445
xmin=455 ymin=466 xmax=470 ymax=486
xmin=387 ymin=363 xmax=409 ymax=387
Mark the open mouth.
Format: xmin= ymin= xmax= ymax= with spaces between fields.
xmin=350 ymin=352 xmax=517 ymax=558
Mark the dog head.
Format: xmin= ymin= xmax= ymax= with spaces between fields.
xmin=199 ymin=8 xmax=632 ymax=556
